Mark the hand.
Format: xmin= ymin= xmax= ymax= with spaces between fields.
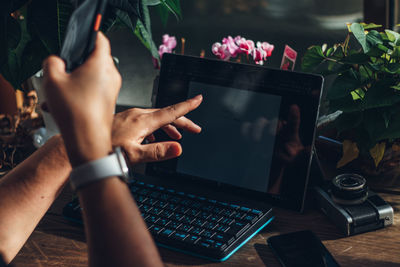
xmin=42 ymin=33 xmax=121 ymax=166
xmin=112 ymin=95 xmax=203 ymax=164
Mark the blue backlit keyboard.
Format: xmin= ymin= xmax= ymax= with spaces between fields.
xmin=63 ymin=179 xmax=274 ymax=261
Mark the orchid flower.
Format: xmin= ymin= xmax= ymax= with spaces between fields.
xmin=253 ymin=46 xmax=267 ymax=65
xmin=236 ymin=38 xmax=255 ymax=55
xmin=222 ymin=36 xmax=240 ymax=57
xmin=257 ymin=41 xmax=274 ymax=57
xmin=158 ymin=44 xmax=170 ymax=59
xmin=162 ymin=34 xmax=177 ymax=50
xmin=212 ymin=42 xmax=231 ymax=61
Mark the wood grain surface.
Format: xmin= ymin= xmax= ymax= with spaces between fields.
xmin=10 ymin=185 xmax=400 ymax=267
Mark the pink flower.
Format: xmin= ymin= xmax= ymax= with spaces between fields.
xmin=222 ymin=36 xmax=240 ymax=57
xmin=158 ymin=44 xmax=170 ymax=59
xmin=253 ymin=46 xmax=267 ymax=65
xmin=162 ymin=34 xmax=177 ymax=50
xmin=212 ymin=42 xmax=231 ymax=61
xmin=236 ymin=38 xmax=255 ymax=55
xmin=257 ymin=41 xmax=274 ymax=57
xmin=234 ymin=35 xmax=242 ymax=44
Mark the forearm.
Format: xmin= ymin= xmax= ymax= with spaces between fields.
xmin=78 ymin=178 xmax=163 ymax=267
xmin=0 ymin=135 xmax=71 ymax=263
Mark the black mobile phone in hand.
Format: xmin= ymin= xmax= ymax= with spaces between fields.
xmin=60 ymin=0 xmax=108 ymax=72
xmin=268 ymin=231 xmax=340 ymax=267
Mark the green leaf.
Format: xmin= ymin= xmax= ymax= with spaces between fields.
xmin=351 ymin=88 xmax=365 ymax=100
xmin=366 ymin=30 xmax=383 ymax=47
xmin=156 ymin=3 xmax=170 ymax=26
xmin=145 ymin=0 xmax=161 ymax=5
xmin=363 ymin=79 xmax=400 ymax=109
xmin=327 ymin=69 xmax=361 ymax=100
xmin=160 ymin=0 xmax=181 ymax=20
xmin=350 ymin=23 xmax=369 ymax=53
xmin=360 ymin=22 xmax=382 ymax=30
xmin=342 ymin=53 xmax=369 ymax=64
xmin=384 ymin=63 xmax=400 ymax=74
xmin=6 ymin=16 xmax=21 ymax=49
xmin=333 ymin=111 xmax=363 ymax=134
xmin=385 ymin=29 xmax=400 ymax=45
xmin=301 ymin=46 xmax=325 ymax=72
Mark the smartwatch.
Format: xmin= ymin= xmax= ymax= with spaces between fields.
xmin=69 ymin=146 xmax=130 ymax=191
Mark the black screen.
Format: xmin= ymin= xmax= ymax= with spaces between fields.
xmin=149 ymin=54 xmax=323 ymax=211
xmin=268 ymin=231 xmax=340 ymax=267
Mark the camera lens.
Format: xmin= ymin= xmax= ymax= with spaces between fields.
xmin=330 ymin=174 xmax=368 ymax=205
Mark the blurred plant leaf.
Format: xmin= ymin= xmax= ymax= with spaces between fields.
xmin=369 ymin=142 xmax=385 ymax=167
xmin=337 ymin=140 xmax=359 ymax=168
xmin=301 ymin=46 xmax=326 ymax=72
xmin=350 ymin=23 xmax=369 ymax=53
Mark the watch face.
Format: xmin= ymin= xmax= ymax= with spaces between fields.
xmin=115 ymin=147 xmax=129 ymax=178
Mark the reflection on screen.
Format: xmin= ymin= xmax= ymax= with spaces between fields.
xmin=177 ymin=82 xmax=281 ymax=193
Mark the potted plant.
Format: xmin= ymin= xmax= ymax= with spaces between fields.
xmin=302 ymin=22 xmax=400 ymax=187
xmin=0 ymin=0 xmax=181 ymax=172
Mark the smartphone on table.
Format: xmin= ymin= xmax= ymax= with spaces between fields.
xmin=267 ymin=230 xmax=340 ymax=267
xmin=60 ymin=0 xmax=108 ymax=72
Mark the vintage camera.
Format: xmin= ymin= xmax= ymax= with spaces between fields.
xmin=314 ymin=173 xmax=394 ymax=236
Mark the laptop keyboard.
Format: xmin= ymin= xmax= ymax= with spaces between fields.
xmin=63 ymin=179 xmax=273 ymax=261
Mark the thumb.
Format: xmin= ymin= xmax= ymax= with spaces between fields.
xmin=138 ymin=142 xmax=182 ymax=163
xmin=42 ymin=55 xmax=67 ymax=80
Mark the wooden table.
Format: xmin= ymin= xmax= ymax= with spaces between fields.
xmin=10 ymin=185 xmax=400 ymax=267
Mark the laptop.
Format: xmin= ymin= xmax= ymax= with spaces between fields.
xmin=63 ymin=53 xmax=324 ymax=261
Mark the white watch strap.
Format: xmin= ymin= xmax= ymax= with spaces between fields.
xmin=69 ymin=153 xmax=123 ymax=191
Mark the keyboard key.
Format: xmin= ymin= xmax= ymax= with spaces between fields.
xmin=145 ymin=215 xmax=159 ymax=225
xmin=181 ymin=216 xmax=195 ymax=225
xmin=165 ymin=203 xmax=178 ymax=211
xmin=150 ymin=191 xmax=161 ymax=198
xmin=219 ymin=217 xmax=235 ymax=225
xmin=189 ymin=227 xmax=204 ymax=235
xmin=192 ymin=218 xmax=206 ymax=227
xmin=149 ymin=225 xmax=163 ymax=235
xmin=200 ymin=230 xmax=215 ymax=239
xmin=175 ymin=206 xmax=189 ymax=214
xmin=170 ymin=213 xmax=184 ymax=221
xmin=202 ymin=204 xmax=214 ymax=212
xmin=138 ymin=188 xmax=150 ymax=196
xmin=159 ymin=193 xmax=171 ymax=201
xmin=171 ymin=232 xmax=188 ymax=241
xmin=145 ymin=183 xmax=155 ymax=188
xmin=208 ymin=215 xmax=223 ymax=223
xmin=160 ymin=210 xmax=173 ymax=218
xmin=140 ymin=204 xmax=152 ymax=213
xmin=187 ymin=209 xmax=200 ymax=217
xmin=251 ymin=209 xmax=263 ymax=217
xmin=170 ymin=196 xmax=182 ymax=204
xmin=168 ymin=221 xmax=182 ymax=229
xmin=184 ymin=234 xmax=201 ymax=244
xmin=135 ymin=195 xmax=147 ymax=203
xmin=180 ymin=199 xmax=193 ymax=206
xmin=160 ymin=228 xmax=174 ymax=237
xmin=215 ymin=224 xmax=230 ymax=233
xmin=130 ymin=186 xmax=140 ymax=193
xmin=198 ymin=241 xmax=211 ymax=249
xmin=156 ymin=218 xmax=170 ymax=227
xmin=203 ymin=222 xmax=218 ymax=230
xmin=230 ymin=204 xmax=240 ymax=210
xmin=243 ymin=214 xmax=258 ymax=224
xmin=213 ymin=233 xmax=230 ymax=243
xmin=211 ymin=242 xmax=227 ymax=250
xmin=149 ymin=207 xmax=162 ymax=215
xmin=212 ymin=207 xmax=224 ymax=214
xmin=156 ymin=186 xmax=165 ymax=191
xmin=198 ymin=211 xmax=212 ymax=220
xmin=145 ymin=198 xmax=158 ymax=205
xmin=233 ymin=212 xmax=246 ymax=220
xmin=178 ymin=224 xmax=192 ymax=232
xmin=240 ymin=207 xmax=251 ymax=212
xmin=154 ymin=201 xmax=168 ymax=209
xmin=221 ymin=210 xmax=236 ymax=217
xmin=226 ymin=221 xmax=250 ymax=238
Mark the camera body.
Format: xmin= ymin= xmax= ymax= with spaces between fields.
xmin=314 ymin=179 xmax=393 ymax=236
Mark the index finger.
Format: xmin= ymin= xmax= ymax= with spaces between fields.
xmin=148 ymin=95 xmax=203 ymax=132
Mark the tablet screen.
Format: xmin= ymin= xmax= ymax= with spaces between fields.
xmin=149 ymin=54 xmax=323 ymax=211
xmin=177 ymin=82 xmax=281 ymax=193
